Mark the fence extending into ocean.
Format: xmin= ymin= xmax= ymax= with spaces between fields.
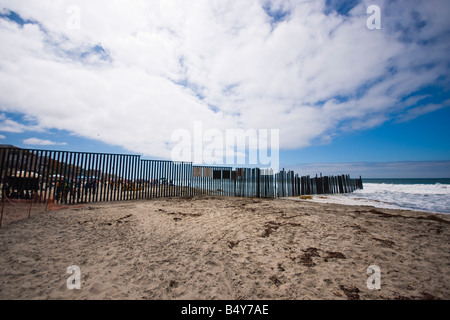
xmin=0 ymin=147 xmax=363 ymax=205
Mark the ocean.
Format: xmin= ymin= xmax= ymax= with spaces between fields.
xmin=311 ymin=178 xmax=450 ymax=214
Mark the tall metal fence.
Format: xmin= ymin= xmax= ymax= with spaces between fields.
xmin=0 ymin=146 xmax=363 ymax=205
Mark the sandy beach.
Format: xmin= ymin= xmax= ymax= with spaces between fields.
xmin=0 ymin=196 xmax=449 ymax=300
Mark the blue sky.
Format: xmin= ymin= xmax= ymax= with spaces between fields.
xmin=0 ymin=0 xmax=449 ymax=178
xmin=284 ymin=87 xmax=450 ymax=163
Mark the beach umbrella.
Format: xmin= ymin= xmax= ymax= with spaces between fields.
xmin=15 ymin=171 xmax=40 ymax=177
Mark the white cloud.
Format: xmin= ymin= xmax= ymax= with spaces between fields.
xmin=23 ymin=137 xmax=67 ymax=146
xmin=0 ymin=113 xmax=44 ymax=133
xmin=0 ymin=134 xmax=5 ymax=139
xmin=0 ymin=0 xmax=448 ymax=161
xmin=395 ymin=99 xmax=450 ymax=123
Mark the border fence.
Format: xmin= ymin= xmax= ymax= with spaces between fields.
xmin=0 ymin=146 xmax=363 ymax=209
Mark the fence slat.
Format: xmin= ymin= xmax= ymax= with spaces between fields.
xmin=0 ymin=147 xmax=363 ymax=210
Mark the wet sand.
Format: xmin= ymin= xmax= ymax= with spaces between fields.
xmin=0 ymin=196 xmax=449 ymax=300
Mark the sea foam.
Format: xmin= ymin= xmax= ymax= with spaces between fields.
xmin=309 ymin=183 xmax=450 ymax=214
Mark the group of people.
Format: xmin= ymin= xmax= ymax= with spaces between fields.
xmin=54 ymin=179 xmax=98 ymax=203
xmin=1 ymin=176 xmax=176 ymax=203
xmin=1 ymin=181 xmax=35 ymax=200
xmin=0 ymin=178 xmax=98 ymax=203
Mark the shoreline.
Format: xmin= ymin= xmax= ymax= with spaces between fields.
xmin=288 ymin=194 xmax=449 ymax=215
xmin=1 ymin=196 xmax=449 ymax=300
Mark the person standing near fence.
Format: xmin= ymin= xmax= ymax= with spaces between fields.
xmin=2 ymin=181 xmax=10 ymax=198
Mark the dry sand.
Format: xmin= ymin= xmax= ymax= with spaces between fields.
xmin=0 ymin=196 xmax=449 ymax=300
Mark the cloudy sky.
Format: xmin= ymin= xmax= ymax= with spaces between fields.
xmin=0 ymin=0 xmax=449 ymax=177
